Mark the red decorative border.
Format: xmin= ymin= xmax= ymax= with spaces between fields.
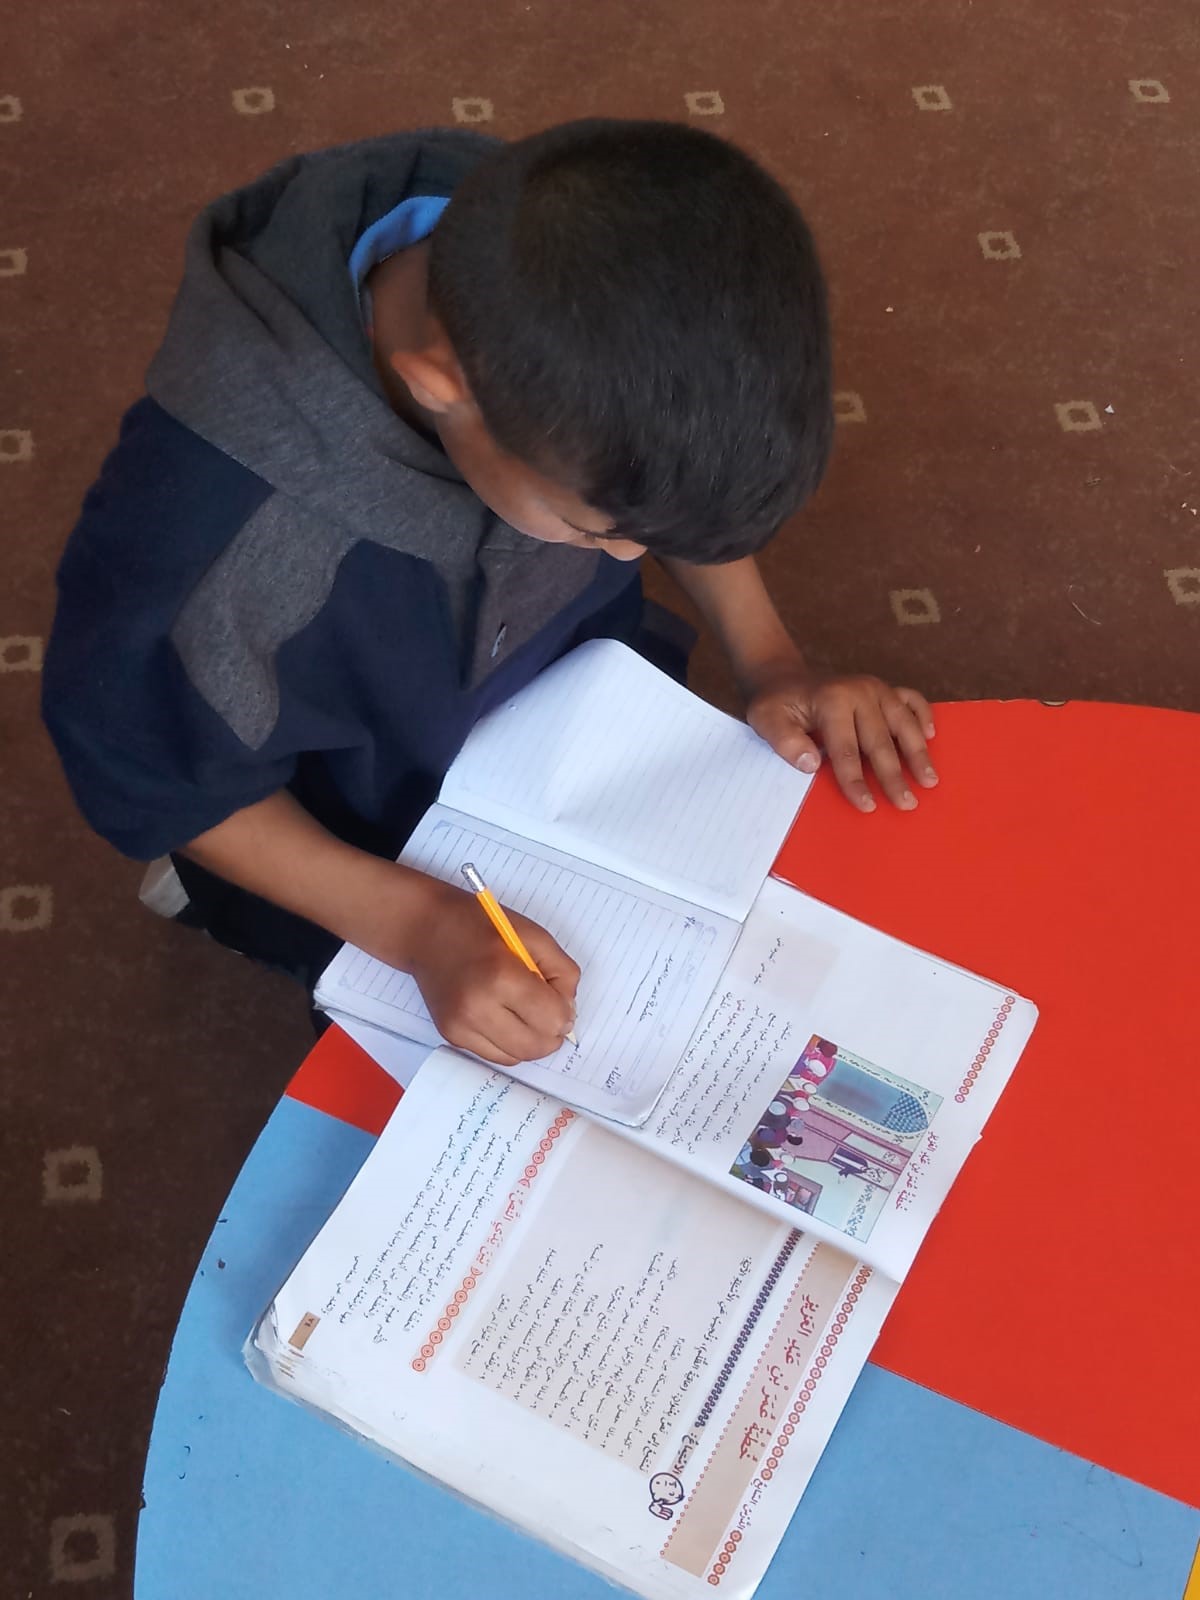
xmin=704 ymin=1265 xmax=873 ymax=1588
xmin=954 ymin=994 xmax=1017 ymax=1103
xmin=410 ymin=1108 xmax=575 ymax=1372
xmin=659 ymin=1238 xmax=816 ymax=1560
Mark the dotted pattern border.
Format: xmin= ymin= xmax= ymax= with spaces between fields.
xmin=954 ymin=994 xmax=1017 ymax=1103
xmin=660 ymin=1239 xmax=848 ymax=1564
xmin=692 ymin=1232 xmax=801 ymax=1432
xmin=704 ymin=1264 xmax=873 ymax=1587
xmin=410 ymin=1107 xmax=574 ymax=1373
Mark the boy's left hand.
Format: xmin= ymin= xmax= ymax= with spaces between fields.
xmin=746 ymin=668 xmax=939 ymax=813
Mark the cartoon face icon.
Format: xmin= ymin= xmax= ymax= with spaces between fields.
xmin=648 ymin=1472 xmax=685 ymax=1519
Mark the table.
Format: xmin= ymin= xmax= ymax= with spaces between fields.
xmin=135 ymin=701 xmax=1200 ymax=1599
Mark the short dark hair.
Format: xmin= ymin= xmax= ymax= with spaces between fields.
xmin=429 ymin=119 xmax=833 ymax=563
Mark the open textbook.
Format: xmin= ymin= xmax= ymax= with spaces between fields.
xmin=256 ymin=641 xmax=1036 ymax=1596
xmin=251 ymin=938 xmax=1034 ymax=1600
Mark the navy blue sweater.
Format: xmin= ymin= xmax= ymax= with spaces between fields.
xmin=45 ymin=397 xmax=641 ymax=864
xmin=43 ymin=133 xmax=646 ymax=969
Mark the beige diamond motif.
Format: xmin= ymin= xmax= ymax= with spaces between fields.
xmin=1164 ymin=568 xmax=1200 ymax=606
xmin=1055 ymin=401 xmax=1102 ymax=434
xmin=685 ymin=90 xmax=725 ymax=117
xmin=0 ymin=94 xmax=22 ymax=123
xmin=833 ymin=391 xmax=867 ymax=424
xmin=452 ymin=97 xmax=493 ymax=124
xmin=232 ymin=86 xmax=275 ymax=115
xmin=1129 ymin=79 xmax=1169 ymax=103
xmin=43 ymin=1146 xmax=104 ymax=1204
xmin=912 ymin=85 xmax=952 ymax=112
xmin=890 ymin=588 xmax=941 ymax=626
xmin=49 ymin=1515 xmax=117 ymax=1582
xmin=0 ymin=246 xmax=27 ymax=276
xmin=0 ymin=428 xmax=33 ymax=462
xmin=0 ymin=635 xmax=42 ymax=671
xmin=978 ymin=230 xmax=1021 ymax=260
xmin=0 ymin=883 xmax=53 ymax=930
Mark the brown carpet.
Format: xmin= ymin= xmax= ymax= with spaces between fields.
xmin=3 ymin=2 xmax=1197 ymax=1593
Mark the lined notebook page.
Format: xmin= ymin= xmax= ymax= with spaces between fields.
xmin=441 ymin=640 xmax=811 ymax=922
xmin=315 ymin=808 xmax=739 ymax=1124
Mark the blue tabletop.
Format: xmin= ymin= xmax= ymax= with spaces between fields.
xmin=136 ymin=1091 xmax=1200 ymax=1600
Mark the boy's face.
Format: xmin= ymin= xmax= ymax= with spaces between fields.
xmin=437 ymin=400 xmax=647 ymax=562
xmin=371 ymin=268 xmax=646 ymax=562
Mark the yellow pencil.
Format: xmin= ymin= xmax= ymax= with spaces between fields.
xmin=461 ymin=863 xmax=578 ymax=1046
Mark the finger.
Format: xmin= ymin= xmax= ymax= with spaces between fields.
xmin=493 ymin=964 xmax=576 ymax=1054
xmin=895 ymin=686 xmax=936 ymax=742
xmin=444 ymin=1022 xmax=521 ymax=1069
xmin=820 ymin=701 xmax=875 ymax=812
xmin=513 ymin=914 xmax=582 ymax=1003
xmin=854 ymin=703 xmax=916 ymax=810
xmin=768 ymin=724 xmax=822 ymax=773
xmin=467 ymin=985 xmax=566 ymax=1062
xmin=748 ymin=703 xmax=822 ymax=774
xmin=883 ymin=694 xmax=939 ymax=788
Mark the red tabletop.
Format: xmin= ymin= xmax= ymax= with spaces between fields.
xmin=291 ymin=700 xmax=1200 ymax=1511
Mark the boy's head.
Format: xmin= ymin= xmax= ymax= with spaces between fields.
xmin=390 ymin=119 xmax=833 ymax=564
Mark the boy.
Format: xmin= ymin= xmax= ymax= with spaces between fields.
xmin=44 ymin=120 xmax=937 ymax=1068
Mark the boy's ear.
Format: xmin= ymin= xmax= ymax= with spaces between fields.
xmin=388 ymin=344 xmax=470 ymax=416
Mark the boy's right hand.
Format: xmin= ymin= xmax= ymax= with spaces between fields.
xmin=406 ymin=881 xmax=580 ymax=1067
xmin=179 ymin=796 xmax=577 ymax=1064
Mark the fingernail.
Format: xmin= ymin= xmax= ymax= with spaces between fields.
xmin=901 ymin=790 xmax=916 ymax=808
xmin=922 ymin=767 xmax=939 ymax=787
xmin=859 ymin=794 xmax=876 ymax=812
xmin=926 ymin=723 xmax=936 ymax=739
xmin=796 ymin=752 xmax=819 ymax=773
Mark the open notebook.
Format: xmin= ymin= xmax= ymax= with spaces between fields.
xmin=315 ymin=640 xmax=812 ymax=1124
xmin=251 ymin=889 xmax=1035 ymax=1596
